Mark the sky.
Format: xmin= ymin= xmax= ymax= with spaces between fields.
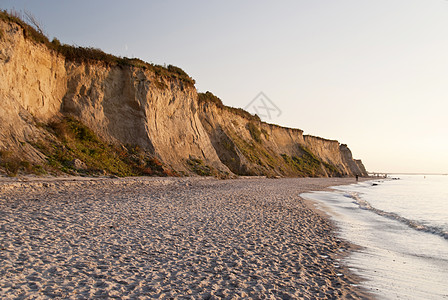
xmin=1 ymin=0 xmax=447 ymax=174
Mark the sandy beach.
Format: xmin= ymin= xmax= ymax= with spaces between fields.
xmin=0 ymin=176 xmax=371 ymax=299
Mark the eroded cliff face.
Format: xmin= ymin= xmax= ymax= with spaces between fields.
xmin=0 ymin=16 xmax=367 ymax=177
xmin=198 ymin=101 xmax=366 ymax=177
xmin=60 ymin=62 xmax=228 ymax=173
xmin=0 ymin=20 xmax=67 ymax=163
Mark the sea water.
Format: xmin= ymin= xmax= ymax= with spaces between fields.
xmin=302 ymin=175 xmax=448 ymax=299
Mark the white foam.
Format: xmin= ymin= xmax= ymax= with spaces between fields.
xmin=302 ymin=176 xmax=448 ymax=299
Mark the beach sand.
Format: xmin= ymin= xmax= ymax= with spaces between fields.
xmin=0 ymin=176 xmax=372 ymax=299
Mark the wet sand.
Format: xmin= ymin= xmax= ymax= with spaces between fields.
xmin=0 ymin=176 xmax=372 ymax=299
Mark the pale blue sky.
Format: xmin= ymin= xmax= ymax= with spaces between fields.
xmin=2 ymin=0 xmax=447 ymax=173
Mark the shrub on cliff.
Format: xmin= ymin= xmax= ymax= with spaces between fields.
xmin=247 ymin=122 xmax=262 ymax=143
xmin=0 ymin=10 xmax=195 ymax=86
xmin=198 ymin=91 xmax=261 ymax=122
xmin=198 ymin=91 xmax=224 ymax=108
xmin=0 ymin=150 xmax=46 ymax=177
xmin=30 ymin=117 xmax=183 ymax=177
xmin=0 ymin=10 xmax=50 ymax=47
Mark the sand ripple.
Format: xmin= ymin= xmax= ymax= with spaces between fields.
xmin=0 ymin=177 xmax=370 ymax=299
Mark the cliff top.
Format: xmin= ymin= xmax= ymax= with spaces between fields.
xmin=1 ymin=10 xmax=309 ymax=135
xmin=1 ymin=9 xmax=366 ymax=178
xmin=0 ymin=10 xmax=195 ymax=86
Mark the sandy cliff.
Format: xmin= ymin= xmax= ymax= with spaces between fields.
xmin=0 ymin=14 xmax=367 ymax=177
xmin=60 ymin=62 xmax=228 ymax=174
xmin=198 ymin=100 xmax=365 ymax=177
xmin=0 ymin=20 xmax=65 ymax=157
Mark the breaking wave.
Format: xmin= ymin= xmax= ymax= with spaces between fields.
xmin=344 ymin=192 xmax=448 ymax=241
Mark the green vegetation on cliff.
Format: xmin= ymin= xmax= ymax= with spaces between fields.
xmin=281 ymin=146 xmax=341 ymax=177
xmin=0 ymin=150 xmax=45 ymax=177
xmin=0 ymin=10 xmax=195 ymax=86
xmin=0 ymin=117 xmax=178 ymax=177
xmin=187 ymin=157 xmax=213 ymax=176
xmin=0 ymin=10 xmax=367 ymax=178
xmin=247 ymin=122 xmax=262 ymax=143
xmin=198 ymin=92 xmax=261 ymax=122
xmin=34 ymin=117 xmax=135 ymax=176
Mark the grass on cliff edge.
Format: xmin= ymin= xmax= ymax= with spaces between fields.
xmin=198 ymin=91 xmax=261 ymax=122
xmin=31 ymin=117 xmax=177 ymax=177
xmin=0 ymin=10 xmax=195 ymax=86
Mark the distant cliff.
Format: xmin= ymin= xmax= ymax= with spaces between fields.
xmin=0 ymin=12 xmax=367 ymax=177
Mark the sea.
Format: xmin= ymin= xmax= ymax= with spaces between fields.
xmin=302 ymin=175 xmax=448 ymax=299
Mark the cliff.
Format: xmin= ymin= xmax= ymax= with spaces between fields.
xmin=0 ymin=12 xmax=368 ymax=177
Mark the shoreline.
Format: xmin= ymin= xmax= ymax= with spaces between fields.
xmin=304 ymin=176 xmax=448 ymax=299
xmin=299 ymin=178 xmax=375 ymax=299
xmin=0 ymin=176 xmax=373 ymax=299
